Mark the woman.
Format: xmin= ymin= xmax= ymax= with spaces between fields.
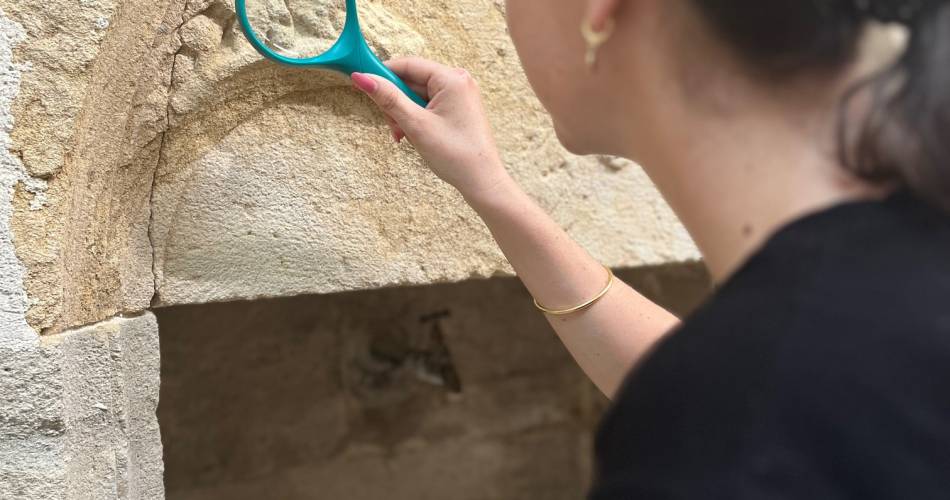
xmin=349 ymin=0 xmax=950 ymax=497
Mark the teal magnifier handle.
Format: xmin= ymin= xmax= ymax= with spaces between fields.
xmin=236 ymin=0 xmax=428 ymax=107
xmin=359 ymin=50 xmax=426 ymax=108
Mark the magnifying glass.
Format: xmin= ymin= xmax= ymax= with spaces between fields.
xmin=236 ymin=0 xmax=428 ymax=107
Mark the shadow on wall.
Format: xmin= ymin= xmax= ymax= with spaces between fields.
xmin=156 ymin=263 xmax=711 ymax=500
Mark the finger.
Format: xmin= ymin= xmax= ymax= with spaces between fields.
xmin=388 ymin=60 xmax=477 ymax=104
xmin=389 ymin=78 xmax=430 ymax=101
xmin=384 ymin=115 xmax=397 ymax=135
xmin=351 ymin=72 xmax=426 ymax=129
xmin=406 ymin=82 xmax=429 ymax=101
xmin=384 ymin=57 xmax=454 ymax=88
xmin=384 ymin=115 xmax=405 ymax=143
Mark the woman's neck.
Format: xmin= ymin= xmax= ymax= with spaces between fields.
xmin=633 ymin=99 xmax=887 ymax=285
xmin=607 ymin=3 xmax=908 ymax=284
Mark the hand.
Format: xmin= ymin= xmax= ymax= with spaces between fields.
xmin=350 ymin=57 xmax=511 ymax=201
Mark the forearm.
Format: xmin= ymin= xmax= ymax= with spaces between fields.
xmin=465 ymin=173 xmax=680 ymax=398
xmin=354 ymin=57 xmax=678 ymax=396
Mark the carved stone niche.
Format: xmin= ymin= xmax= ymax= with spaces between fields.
xmin=156 ymin=265 xmax=710 ymax=500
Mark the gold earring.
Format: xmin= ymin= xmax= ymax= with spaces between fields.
xmin=581 ymin=17 xmax=615 ymax=72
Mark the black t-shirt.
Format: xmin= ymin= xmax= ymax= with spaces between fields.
xmin=591 ymin=191 xmax=950 ymax=499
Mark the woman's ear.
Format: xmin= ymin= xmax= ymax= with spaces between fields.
xmin=585 ymin=0 xmax=623 ymax=31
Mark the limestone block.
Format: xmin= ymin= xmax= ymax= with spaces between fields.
xmin=0 ymin=313 xmax=164 ymax=500
xmin=150 ymin=0 xmax=698 ymax=306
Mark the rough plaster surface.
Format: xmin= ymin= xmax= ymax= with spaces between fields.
xmin=0 ymin=4 xmax=27 ymax=335
xmin=2 ymin=0 xmax=697 ymax=331
xmin=0 ymin=313 xmax=164 ymax=500
xmin=157 ymin=265 xmax=711 ymax=500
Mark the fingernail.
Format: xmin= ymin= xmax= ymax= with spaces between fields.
xmin=351 ymin=72 xmax=377 ymax=94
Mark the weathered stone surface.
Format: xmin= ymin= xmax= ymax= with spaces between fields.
xmin=3 ymin=0 xmax=696 ymax=333
xmin=150 ymin=0 xmax=698 ymax=306
xmin=1 ymin=0 xmax=182 ymax=334
xmin=0 ymin=313 xmax=164 ymax=500
xmin=157 ymin=264 xmax=711 ymax=499
xmin=2 ymin=64 xmax=163 ymax=491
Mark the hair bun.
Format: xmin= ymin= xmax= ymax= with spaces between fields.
xmin=854 ymin=0 xmax=944 ymax=24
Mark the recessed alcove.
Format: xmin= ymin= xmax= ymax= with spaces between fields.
xmin=155 ymin=265 xmax=710 ymax=500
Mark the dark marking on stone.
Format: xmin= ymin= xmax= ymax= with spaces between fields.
xmin=361 ymin=309 xmax=462 ymax=394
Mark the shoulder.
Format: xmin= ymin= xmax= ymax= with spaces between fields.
xmin=591 ymin=281 xmax=799 ymax=497
xmin=591 ymin=192 xmax=950 ymax=499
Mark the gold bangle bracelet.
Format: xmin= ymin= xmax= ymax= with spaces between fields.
xmin=533 ymin=265 xmax=615 ymax=316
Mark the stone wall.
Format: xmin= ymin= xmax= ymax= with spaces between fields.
xmin=0 ymin=314 xmax=164 ymax=500
xmin=157 ymin=266 xmax=710 ymax=500
xmin=1 ymin=0 xmax=699 ymax=498
xmin=3 ymin=10 xmax=162 ymax=499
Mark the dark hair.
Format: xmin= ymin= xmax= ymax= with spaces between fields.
xmin=691 ymin=0 xmax=950 ymax=212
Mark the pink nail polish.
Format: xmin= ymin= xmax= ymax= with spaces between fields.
xmin=351 ymin=72 xmax=377 ymax=94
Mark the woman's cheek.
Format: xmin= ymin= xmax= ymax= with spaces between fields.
xmin=505 ymin=2 xmax=560 ymax=103
xmin=504 ymin=0 xmax=592 ymax=151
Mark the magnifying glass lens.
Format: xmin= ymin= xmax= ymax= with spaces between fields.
xmin=244 ymin=0 xmax=343 ymax=60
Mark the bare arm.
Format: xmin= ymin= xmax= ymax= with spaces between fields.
xmin=465 ymin=174 xmax=678 ymax=397
xmin=351 ymin=58 xmax=679 ymax=397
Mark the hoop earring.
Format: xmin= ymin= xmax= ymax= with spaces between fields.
xmin=581 ymin=17 xmax=615 ymax=72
